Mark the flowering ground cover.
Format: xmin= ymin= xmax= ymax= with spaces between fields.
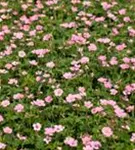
xmin=0 ymin=0 xmax=135 ymax=149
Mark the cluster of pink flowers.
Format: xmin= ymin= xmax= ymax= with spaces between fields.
xmin=45 ymin=0 xmax=58 ymax=6
xmin=62 ymin=56 xmax=89 ymax=80
xmin=32 ymin=49 xmax=50 ymax=57
xmin=98 ymin=56 xmax=118 ymax=67
xmin=65 ymin=87 xmax=86 ymax=103
xmin=0 ymin=0 xmax=135 ymax=149
xmin=68 ymin=33 xmax=90 ymax=45
xmin=100 ymin=99 xmax=127 ymax=118
xmin=98 ymin=77 xmax=113 ymax=89
xmin=60 ymin=22 xmax=77 ymax=28
xmin=101 ymin=2 xmax=116 ymax=11
xmin=0 ymin=25 xmax=10 ymax=41
xmin=128 ymin=28 xmax=135 ymax=37
xmin=63 ymin=72 xmax=75 ymax=79
xmin=81 ymin=134 xmax=101 ymax=150
xmin=44 ymin=125 xmax=64 ymax=144
xmin=64 ymin=137 xmax=78 ymax=147
xmin=123 ymin=83 xmax=135 ymax=95
xmin=120 ymin=57 xmax=135 ymax=70
xmin=43 ymin=34 xmax=52 ymax=41
xmin=97 ymin=38 xmax=110 ymax=44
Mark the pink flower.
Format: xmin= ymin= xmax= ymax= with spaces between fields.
xmin=110 ymin=89 xmax=118 ymax=95
xmin=130 ymin=133 xmax=135 ymax=142
xmin=83 ymin=32 xmax=91 ymax=39
xmin=126 ymin=105 xmax=134 ymax=112
xmin=8 ymin=78 xmax=18 ymax=85
xmin=80 ymin=57 xmax=89 ymax=64
xmin=54 ymin=125 xmax=65 ymax=132
xmin=18 ymin=51 xmax=26 ymax=58
xmin=123 ymin=57 xmax=130 ymax=63
xmin=90 ymin=141 xmax=101 ymax=149
xmin=114 ymin=107 xmax=127 ymax=118
xmin=36 ymin=25 xmax=43 ymax=31
xmin=60 ymin=22 xmax=77 ymax=28
xmin=43 ymin=34 xmax=52 ymax=41
xmin=101 ymin=2 xmax=112 ymax=10
xmin=1 ymin=100 xmax=10 ymax=107
xmin=107 ymin=12 xmax=117 ymax=21
xmin=14 ymin=104 xmax=24 ymax=112
xmin=5 ymin=63 xmax=13 ymax=69
xmin=100 ymin=99 xmax=116 ymax=107
xmin=33 ymin=123 xmax=42 ymax=131
xmin=63 ymin=72 xmax=74 ymax=79
xmin=71 ymin=6 xmax=78 ymax=12
xmin=31 ymin=99 xmax=46 ymax=107
xmin=54 ymin=88 xmax=63 ymax=97
xmin=104 ymin=82 xmax=112 ymax=89
xmin=45 ymin=0 xmax=58 ymax=6
xmin=116 ymin=43 xmax=126 ymax=51
xmin=97 ymin=38 xmax=110 ymax=43
xmin=78 ymin=87 xmax=85 ymax=93
xmin=21 ymin=25 xmax=30 ymax=31
xmin=109 ymin=57 xmax=118 ymax=65
xmin=123 ymin=17 xmax=131 ymax=22
xmin=71 ymin=0 xmax=80 ymax=4
xmin=102 ymin=127 xmax=113 ymax=137
xmin=88 ymin=43 xmax=97 ymax=51
xmin=65 ymin=94 xmax=76 ymax=103
xmin=128 ymin=28 xmax=135 ymax=37
xmin=14 ymin=32 xmax=24 ymax=39
xmin=83 ymin=145 xmax=93 ymax=150
xmin=81 ymin=134 xmax=92 ymax=145
xmin=84 ymin=101 xmax=93 ymax=109
xmin=98 ymin=77 xmax=107 ymax=83
xmin=44 ymin=127 xmax=55 ymax=136
xmin=0 ymin=142 xmax=6 ymax=149
xmin=64 ymin=137 xmax=78 ymax=147
xmin=43 ymin=136 xmax=52 ymax=144
xmin=29 ymin=30 xmax=36 ymax=36
xmin=29 ymin=60 xmax=38 ymax=66
xmin=30 ymin=14 xmax=39 ymax=21
xmin=112 ymin=28 xmax=119 ymax=35
xmin=131 ymin=58 xmax=135 ymax=63
xmin=119 ymin=9 xmax=126 ymax=15
xmin=32 ymin=49 xmax=50 ymax=57
xmin=95 ymin=17 xmax=105 ymax=22
xmin=36 ymin=76 xmax=41 ymax=82
xmin=91 ymin=106 xmax=104 ymax=114
xmin=13 ymin=93 xmax=24 ymax=100
xmin=21 ymin=4 xmax=28 ymax=11
xmin=44 ymin=96 xmax=53 ymax=103
xmin=46 ymin=61 xmax=55 ymax=68
xmin=3 ymin=127 xmax=12 ymax=134
xmin=98 ymin=55 xmax=106 ymax=61
xmin=78 ymin=87 xmax=86 ymax=96
xmin=68 ymin=34 xmax=86 ymax=45
xmin=120 ymin=64 xmax=130 ymax=70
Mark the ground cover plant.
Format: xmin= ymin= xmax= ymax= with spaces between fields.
xmin=0 ymin=0 xmax=135 ymax=149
